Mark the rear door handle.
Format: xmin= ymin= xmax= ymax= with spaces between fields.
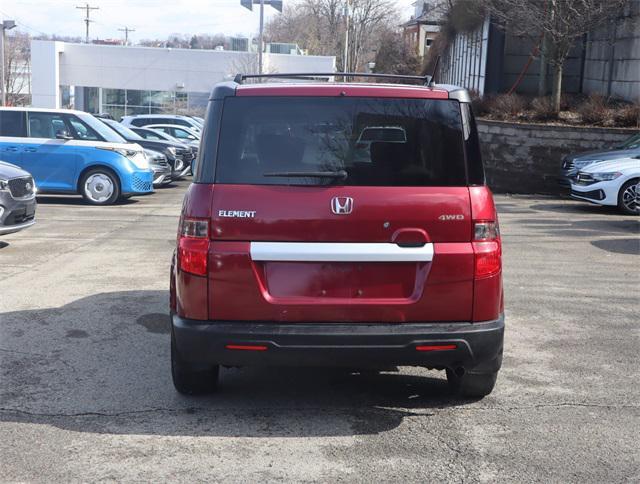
xmin=5 ymin=146 xmax=19 ymax=152
xmin=391 ymin=228 xmax=431 ymax=247
xmin=23 ymin=147 xmax=38 ymax=152
xmin=396 ymin=241 xmax=427 ymax=248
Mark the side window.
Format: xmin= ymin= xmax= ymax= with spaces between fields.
xmin=172 ymin=128 xmax=191 ymax=140
xmin=131 ymin=118 xmax=146 ymax=127
xmin=67 ymin=116 xmax=101 ymax=141
xmin=141 ymin=131 xmax=162 ymax=140
xmin=0 ymin=111 xmax=27 ymax=137
xmin=28 ymin=112 xmax=70 ymax=139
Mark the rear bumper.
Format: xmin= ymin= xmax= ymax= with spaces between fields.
xmin=172 ymin=314 xmax=504 ymax=373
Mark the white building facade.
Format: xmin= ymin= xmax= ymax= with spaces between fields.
xmin=31 ymin=40 xmax=336 ymax=116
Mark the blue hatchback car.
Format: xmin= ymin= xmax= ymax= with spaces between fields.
xmin=0 ymin=108 xmax=153 ymax=205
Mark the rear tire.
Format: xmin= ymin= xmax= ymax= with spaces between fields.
xmin=171 ymin=333 xmax=219 ymax=395
xmin=446 ymin=368 xmax=497 ymax=398
xmin=79 ymin=168 xmax=120 ymax=205
xmin=617 ymin=179 xmax=639 ymax=215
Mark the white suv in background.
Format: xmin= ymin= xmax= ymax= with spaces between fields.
xmin=571 ymin=157 xmax=640 ymax=215
xmin=120 ymin=114 xmax=202 ymax=133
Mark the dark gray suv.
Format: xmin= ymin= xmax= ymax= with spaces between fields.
xmin=0 ymin=161 xmax=36 ymax=235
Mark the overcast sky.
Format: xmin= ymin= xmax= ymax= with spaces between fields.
xmin=1 ymin=0 xmax=415 ymax=42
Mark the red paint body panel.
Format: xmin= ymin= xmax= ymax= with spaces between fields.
xmin=172 ymin=183 xmax=504 ymax=323
xmin=203 ymin=184 xmax=475 ymax=322
xmin=236 ymin=83 xmax=450 ymax=99
xmin=210 ymin=185 xmax=471 ymax=243
xmin=469 ymin=185 xmax=497 ymax=221
xmin=176 ymin=270 xmax=208 ymax=320
xmin=207 ymin=241 xmax=474 ymax=322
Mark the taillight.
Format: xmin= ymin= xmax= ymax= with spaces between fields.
xmin=473 ymin=221 xmax=501 ymax=279
xmin=178 ymin=218 xmax=209 ymax=276
xmin=474 ymin=221 xmax=499 ymax=241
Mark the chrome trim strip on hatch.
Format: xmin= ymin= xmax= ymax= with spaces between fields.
xmin=250 ymin=242 xmax=434 ymax=262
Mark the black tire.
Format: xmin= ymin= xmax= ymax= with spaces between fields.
xmin=79 ymin=168 xmax=120 ymax=205
xmin=617 ymin=178 xmax=640 ymax=215
xmin=171 ymin=332 xmax=219 ymax=395
xmin=446 ymin=368 xmax=498 ymax=398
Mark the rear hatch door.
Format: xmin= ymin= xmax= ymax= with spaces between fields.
xmin=209 ymin=95 xmax=473 ymax=323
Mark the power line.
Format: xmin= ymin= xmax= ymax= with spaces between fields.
xmin=75 ymin=3 xmax=99 ymax=43
xmin=118 ymin=26 xmax=135 ymax=44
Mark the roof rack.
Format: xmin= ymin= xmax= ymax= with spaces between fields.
xmin=233 ymin=72 xmax=433 ymax=85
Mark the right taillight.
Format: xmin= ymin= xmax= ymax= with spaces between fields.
xmin=178 ymin=217 xmax=209 ymax=277
xmin=473 ymin=221 xmax=501 ymax=279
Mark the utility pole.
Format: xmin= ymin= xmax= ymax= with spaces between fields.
xmin=0 ymin=20 xmax=17 ymax=107
xmin=76 ymin=3 xmax=99 ymax=43
xmin=118 ymin=26 xmax=135 ymax=45
xmin=258 ymin=0 xmax=265 ymax=74
xmin=343 ymin=0 xmax=350 ymax=77
xmin=240 ymin=0 xmax=283 ymax=75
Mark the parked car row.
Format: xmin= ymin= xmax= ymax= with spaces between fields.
xmin=0 ymin=109 xmax=202 ymax=235
xmin=559 ymin=132 xmax=640 ymax=215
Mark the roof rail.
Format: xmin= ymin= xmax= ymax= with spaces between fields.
xmin=233 ymin=72 xmax=432 ymax=85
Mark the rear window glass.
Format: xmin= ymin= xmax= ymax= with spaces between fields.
xmin=215 ymin=97 xmax=467 ymax=186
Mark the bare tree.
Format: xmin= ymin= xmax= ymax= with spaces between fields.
xmin=373 ymin=27 xmax=421 ymax=77
xmin=265 ymin=0 xmax=398 ymax=72
xmin=345 ymin=0 xmax=398 ymax=72
xmin=230 ymin=52 xmax=279 ymax=78
xmin=481 ymin=0 xmax=630 ymax=112
xmin=3 ymin=32 xmax=31 ymax=106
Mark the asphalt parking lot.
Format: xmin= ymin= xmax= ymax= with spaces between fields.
xmin=1 ymin=182 xmax=638 ymax=483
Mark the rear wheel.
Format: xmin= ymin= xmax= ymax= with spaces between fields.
xmin=171 ymin=332 xmax=219 ymax=395
xmin=617 ymin=179 xmax=639 ymax=215
xmin=80 ymin=168 xmax=120 ymax=205
xmin=446 ymin=368 xmax=497 ymax=398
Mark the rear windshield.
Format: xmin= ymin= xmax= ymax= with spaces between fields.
xmin=215 ymin=97 xmax=467 ymax=186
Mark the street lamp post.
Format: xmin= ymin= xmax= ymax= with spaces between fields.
xmin=343 ymin=0 xmax=350 ymax=76
xmin=0 ymin=20 xmax=17 ymax=107
xmin=240 ymin=0 xmax=283 ymax=75
xmin=258 ymin=0 xmax=265 ymax=75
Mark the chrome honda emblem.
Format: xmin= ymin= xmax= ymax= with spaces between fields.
xmin=331 ymin=197 xmax=353 ymax=215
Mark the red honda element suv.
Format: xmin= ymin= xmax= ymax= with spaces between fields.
xmin=170 ymin=73 xmax=504 ymax=398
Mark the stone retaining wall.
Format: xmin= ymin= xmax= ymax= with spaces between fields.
xmin=477 ymin=119 xmax=637 ymax=194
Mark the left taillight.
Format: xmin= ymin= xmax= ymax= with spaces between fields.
xmin=178 ymin=217 xmax=209 ymax=277
xmin=473 ymin=221 xmax=501 ymax=279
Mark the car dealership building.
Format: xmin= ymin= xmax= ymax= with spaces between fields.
xmin=30 ymin=40 xmax=336 ymax=119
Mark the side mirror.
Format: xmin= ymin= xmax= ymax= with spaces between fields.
xmin=55 ymin=129 xmax=73 ymax=140
xmin=187 ymin=135 xmax=197 ymax=140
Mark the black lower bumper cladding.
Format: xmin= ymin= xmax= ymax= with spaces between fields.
xmin=571 ymin=188 xmax=605 ymax=201
xmin=172 ymin=314 xmax=505 ymax=373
